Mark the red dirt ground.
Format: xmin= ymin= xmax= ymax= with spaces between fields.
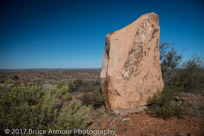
xmin=89 ymin=109 xmax=204 ymax=136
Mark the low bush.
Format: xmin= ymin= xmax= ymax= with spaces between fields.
xmin=147 ymin=85 xmax=182 ymax=119
xmin=0 ymin=83 xmax=91 ymax=133
xmin=82 ymin=90 xmax=104 ymax=109
xmin=147 ymin=55 xmax=204 ymax=118
xmin=0 ymin=84 xmax=46 ymax=129
xmin=148 ymin=42 xmax=204 ymax=119
xmin=55 ymin=99 xmax=91 ymax=130
xmin=10 ymin=74 xmax=19 ymax=80
xmin=68 ymin=79 xmax=100 ymax=93
xmin=179 ymin=56 xmax=204 ymax=94
xmin=68 ymin=79 xmax=104 ymax=109
xmin=69 ymin=79 xmax=84 ymax=93
xmin=33 ymin=77 xmax=42 ymax=86
xmin=165 ymin=56 xmax=204 ymax=95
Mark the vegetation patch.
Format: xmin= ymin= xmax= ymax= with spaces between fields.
xmin=147 ymin=42 xmax=204 ymax=119
xmin=0 ymin=82 xmax=91 ymax=133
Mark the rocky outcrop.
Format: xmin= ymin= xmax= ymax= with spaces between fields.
xmin=100 ymin=12 xmax=164 ymax=111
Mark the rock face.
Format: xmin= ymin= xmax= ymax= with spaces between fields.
xmin=100 ymin=12 xmax=164 ymax=111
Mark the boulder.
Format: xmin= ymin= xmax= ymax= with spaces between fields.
xmin=100 ymin=12 xmax=164 ymax=111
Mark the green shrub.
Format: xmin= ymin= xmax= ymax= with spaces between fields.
xmin=0 ymin=83 xmax=91 ymax=133
xmin=33 ymin=77 xmax=42 ymax=86
xmin=148 ymin=55 xmax=204 ymax=118
xmin=165 ymin=56 xmax=204 ymax=94
xmin=150 ymin=42 xmax=204 ymax=119
xmin=69 ymin=79 xmax=84 ymax=93
xmin=0 ymin=84 xmax=46 ymax=129
xmin=10 ymin=74 xmax=19 ymax=80
xmin=82 ymin=90 xmax=104 ymax=109
xmin=38 ymin=91 xmax=58 ymax=129
xmin=50 ymin=83 xmax=69 ymax=102
xmin=68 ymin=79 xmax=104 ymax=108
xmin=179 ymin=56 xmax=204 ymax=94
xmin=55 ymin=99 xmax=91 ymax=130
xmin=69 ymin=79 xmax=100 ymax=93
xmin=147 ymin=85 xmax=182 ymax=119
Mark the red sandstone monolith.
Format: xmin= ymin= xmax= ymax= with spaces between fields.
xmin=100 ymin=12 xmax=164 ymax=112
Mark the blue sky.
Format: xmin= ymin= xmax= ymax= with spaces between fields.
xmin=0 ymin=0 xmax=203 ymax=69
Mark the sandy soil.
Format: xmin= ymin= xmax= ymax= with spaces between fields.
xmin=89 ymin=109 xmax=204 ymax=136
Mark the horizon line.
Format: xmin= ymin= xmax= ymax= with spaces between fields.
xmin=0 ymin=68 xmax=102 ymax=70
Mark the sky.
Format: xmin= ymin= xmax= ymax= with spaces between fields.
xmin=0 ymin=0 xmax=204 ymax=69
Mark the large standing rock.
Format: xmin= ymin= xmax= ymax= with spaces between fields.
xmin=100 ymin=12 xmax=164 ymax=111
